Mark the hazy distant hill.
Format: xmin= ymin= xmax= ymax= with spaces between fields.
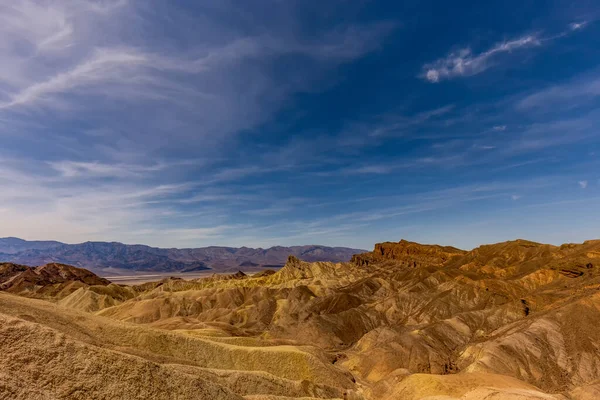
xmin=0 ymin=237 xmax=63 ymax=254
xmin=0 ymin=238 xmax=365 ymax=273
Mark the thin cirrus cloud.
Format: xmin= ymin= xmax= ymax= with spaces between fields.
xmin=0 ymin=0 xmax=394 ymax=157
xmin=47 ymin=160 xmax=168 ymax=178
xmin=421 ymin=23 xmax=588 ymax=83
xmin=422 ymin=35 xmax=540 ymax=83
xmin=0 ymin=0 xmax=393 ymax=119
xmin=516 ymin=75 xmax=600 ymax=111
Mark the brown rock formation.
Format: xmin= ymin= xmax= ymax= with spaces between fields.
xmin=351 ymin=239 xmax=465 ymax=267
xmin=0 ymin=262 xmax=110 ymax=298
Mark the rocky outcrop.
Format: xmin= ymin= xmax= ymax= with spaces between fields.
xmin=0 ymin=262 xmax=110 ymax=298
xmin=351 ymin=239 xmax=465 ymax=267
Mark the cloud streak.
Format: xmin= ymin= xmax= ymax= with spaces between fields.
xmin=0 ymin=48 xmax=148 ymax=109
xmin=422 ymin=35 xmax=540 ymax=83
xmin=421 ymin=23 xmax=589 ymax=82
xmin=516 ymin=75 xmax=600 ymax=111
xmin=48 ymin=160 xmax=167 ymax=178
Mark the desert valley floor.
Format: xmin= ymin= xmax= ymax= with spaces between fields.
xmin=2 ymin=239 xmax=600 ymax=399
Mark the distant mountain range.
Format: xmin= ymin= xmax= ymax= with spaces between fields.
xmin=0 ymin=237 xmax=365 ymax=274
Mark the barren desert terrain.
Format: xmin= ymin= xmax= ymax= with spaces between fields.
xmin=2 ymin=239 xmax=600 ymax=399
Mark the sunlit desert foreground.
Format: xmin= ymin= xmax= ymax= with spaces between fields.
xmin=2 ymin=239 xmax=600 ymax=399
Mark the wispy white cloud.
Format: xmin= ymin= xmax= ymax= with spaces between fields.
xmin=516 ymin=75 xmax=600 ymax=111
xmin=242 ymin=197 xmax=307 ymax=217
xmin=293 ymin=22 xmax=396 ymax=61
xmin=422 ymin=35 xmax=540 ymax=83
xmin=422 ymin=23 xmax=589 ymax=83
xmin=0 ymin=0 xmax=129 ymax=89
xmin=0 ymin=156 xmax=232 ymax=245
xmin=0 ymin=0 xmax=392 ymax=140
xmin=579 ymin=180 xmax=588 ymax=189
xmin=508 ymin=111 xmax=599 ymax=152
xmin=157 ymin=226 xmax=241 ymax=242
xmin=371 ymin=105 xmax=455 ymax=136
xmin=473 ymin=144 xmax=496 ymax=150
xmin=48 ymin=160 xmax=166 ymax=178
xmin=0 ymin=48 xmax=148 ymax=109
xmin=314 ymin=153 xmax=470 ymax=177
xmin=342 ymin=165 xmax=396 ymax=175
xmin=569 ymin=21 xmax=588 ymax=31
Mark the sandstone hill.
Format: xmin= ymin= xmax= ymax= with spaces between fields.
xmin=2 ymin=238 xmax=600 ymax=399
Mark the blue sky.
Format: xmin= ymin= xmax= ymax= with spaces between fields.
xmin=0 ymin=0 xmax=599 ymax=250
